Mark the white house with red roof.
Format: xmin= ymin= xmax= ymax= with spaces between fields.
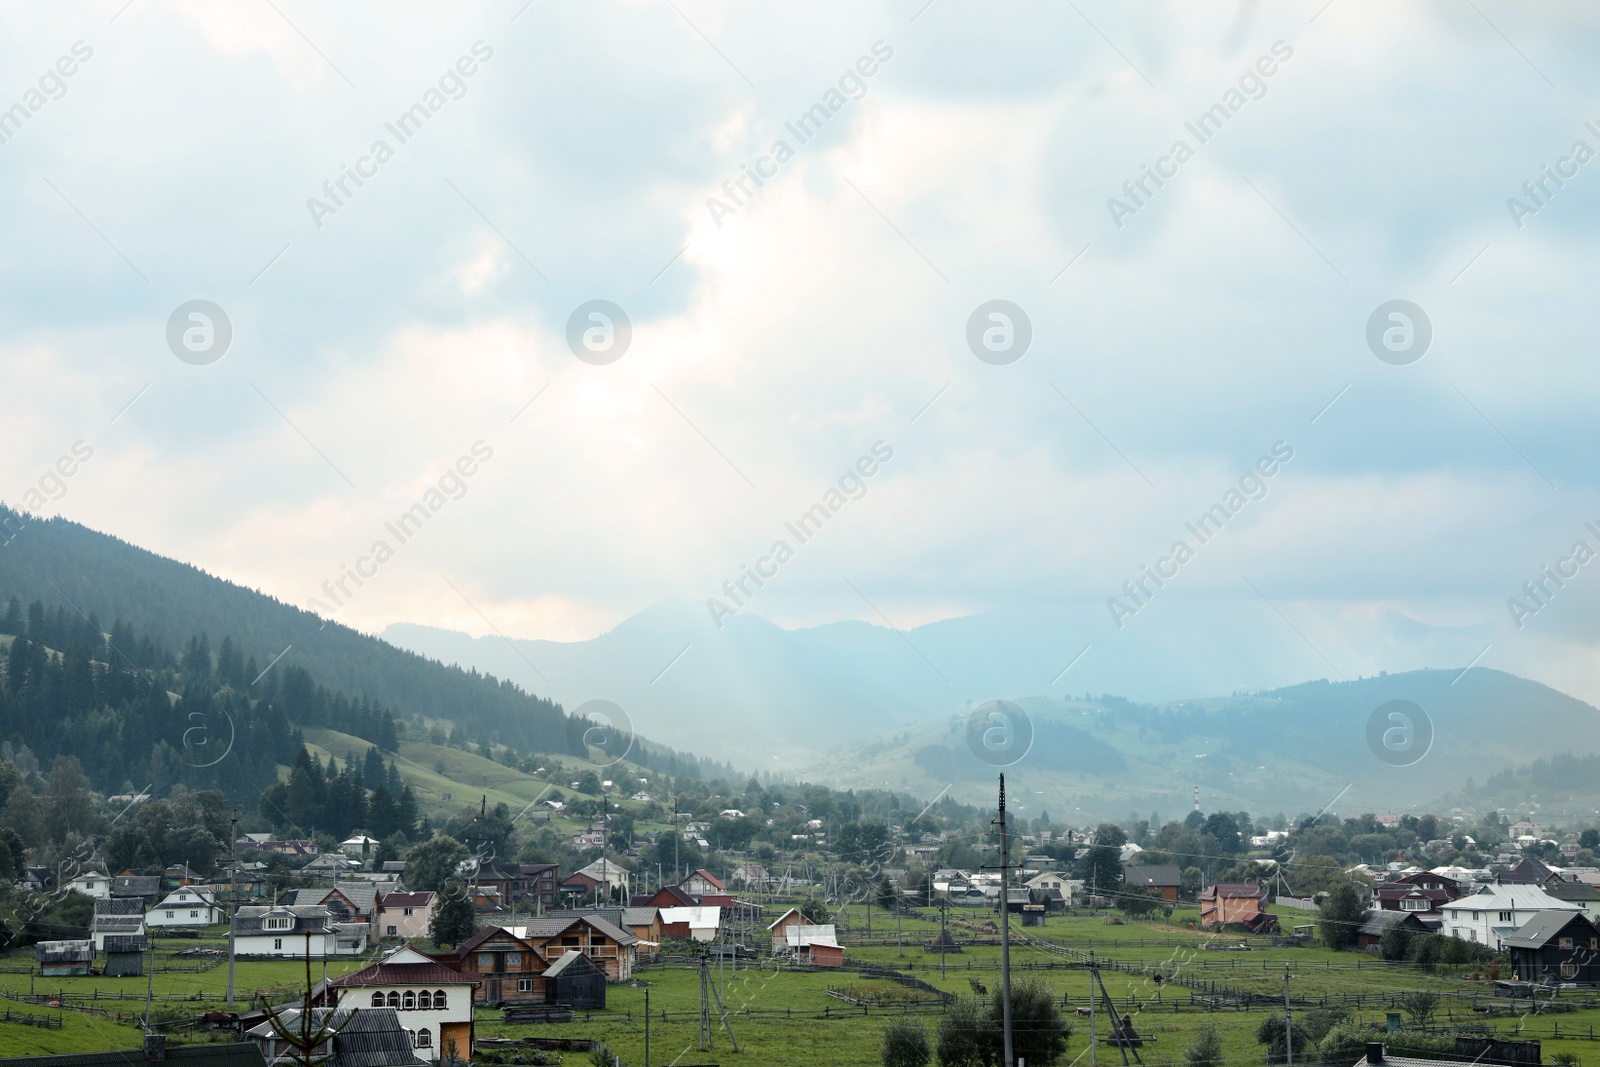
xmin=321 ymin=945 xmax=477 ymax=1061
xmin=679 ymin=869 xmax=725 ymax=897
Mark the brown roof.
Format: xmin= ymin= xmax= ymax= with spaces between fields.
xmin=379 ymin=892 xmax=435 ymax=909
xmin=1205 ymin=882 xmax=1263 ymax=898
xmin=331 ymin=958 xmax=475 ymax=988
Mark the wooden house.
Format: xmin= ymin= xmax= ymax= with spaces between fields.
xmin=449 ymin=927 xmax=545 ymax=1007
xmin=518 ymin=914 xmax=639 ymax=981
xmin=37 ymin=939 xmax=94 ymax=976
xmin=1199 ymin=882 xmax=1274 ymax=931
xmin=1504 ymin=911 xmax=1600 ymax=985
xmin=1122 ymin=865 xmax=1183 ymax=903
xmin=1356 ymin=910 xmax=1432 ymax=951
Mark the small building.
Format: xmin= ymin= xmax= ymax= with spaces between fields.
xmin=149 ymin=887 xmax=223 ymax=927
xmin=544 ymin=950 xmax=606 ymax=1009
xmin=678 ymin=869 xmax=726 ymax=898
xmin=1024 ymin=871 xmax=1072 ymax=905
xmin=1504 ymin=911 xmax=1600 ymax=985
xmin=102 ymin=933 xmax=148 ymax=977
xmin=1356 ymin=910 xmax=1432 ymax=952
xmin=340 ymin=834 xmax=380 ymax=858
xmin=91 ymin=897 xmax=146 ymax=950
xmin=37 ymin=939 xmax=95 ymax=976
xmin=782 ymin=924 xmax=843 ymax=966
xmin=66 ymin=870 xmax=112 ymax=899
xmin=766 ymin=908 xmax=809 ymax=954
xmin=1123 ymin=865 xmax=1183 ymax=903
xmin=659 ymin=906 xmax=721 ymax=942
xmin=1199 ymin=882 xmax=1276 ymax=932
xmin=379 ymin=892 xmax=437 ymax=940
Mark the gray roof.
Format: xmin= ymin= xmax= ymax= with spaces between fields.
xmin=1123 ymin=864 xmax=1183 ymax=887
xmin=281 ymin=882 xmax=378 ymax=916
xmin=103 ymin=934 xmax=149 ymax=953
xmin=247 ymin=1007 xmax=426 ymax=1067
xmin=1358 ymin=911 xmax=1406 ymax=938
xmin=519 ymin=913 xmax=639 ymax=946
xmin=92 ymin=915 xmax=146 ymax=933
xmin=112 ymin=875 xmax=160 ymax=896
xmin=93 ymin=897 xmax=144 ymax=915
xmin=622 ymin=907 xmax=658 ymax=926
xmin=36 ymin=940 xmax=94 ymax=964
xmin=233 ymin=905 xmax=333 ymax=936
xmin=1503 ymin=910 xmax=1597 ymax=949
xmin=543 ymin=949 xmax=602 ymax=978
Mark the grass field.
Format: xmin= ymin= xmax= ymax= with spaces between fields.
xmin=6 ymin=908 xmax=1600 ymax=1066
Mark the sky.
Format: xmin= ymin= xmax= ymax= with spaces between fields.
xmin=4 ymin=1 xmax=1600 ymax=709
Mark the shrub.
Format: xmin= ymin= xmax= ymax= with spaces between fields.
xmin=1186 ymin=1024 xmax=1225 ymax=1067
xmin=883 ymin=1018 xmax=931 ymax=1067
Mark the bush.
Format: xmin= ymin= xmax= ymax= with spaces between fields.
xmin=1256 ymin=1013 xmax=1313 ymax=1064
xmin=937 ymin=997 xmax=988 ymax=1067
xmin=1318 ymin=1024 xmax=1456 ymax=1066
xmin=1185 ymin=1024 xmax=1225 ymax=1067
xmin=882 ymin=1018 xmax=931 ymax=1067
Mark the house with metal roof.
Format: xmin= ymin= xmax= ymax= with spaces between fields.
xmin=1503 ymin=910 xmax=1600 ymax=985
xmin=91 ymin=897 xmax=146 ymax=950
xmin=149 ymin=886 xmax=223 ymax=927
xmin=232 ymin=905 xmax=339 ymax=959
xmin=111 ymin=874 xmax=162 ymax=906
xmin=1441 ymin=884 xmax=1581 ymax=950
xmin=247 ymin=1005 xmax=429 ymax=1066
xmin=36 ymin=939 xmax=94 ymax=976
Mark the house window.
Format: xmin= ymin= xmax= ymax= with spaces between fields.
xmin=387 ymin=926 xmax=398 ymax=936
xmin=403 ymin=908 xmax=414 ymax=916
xmin=416 ymin=1029 xmax=432 ymax=1048
xmin=166 ymin=912 xmax=175 ymax=918
xmin=434 ymin=991 xmax=447 ymax=1009
xmin=478 ymin=953 xmax=493 ymax=968
xmin=403 ymin=991 xmax=416 ymax=1010
xmin=190 ymin=911 xmax=199 ymax=918
xmin=274 ymin=938 xmax=283 ymax=950
xmin=372 ymin=993 xmax=385 ymax=1007
xmin=387 ymin=992 xmax=401 ymax=1008
xmin=418 ymin=991 xmax=432 ymax=1010
xmin=265 ymin=916 xmax=293 ymax=931
xmin=1560 ymin=937 xmax=1574 ymax=950
xmin=518 ymin=978 xmax=533 ymax=993
xmin=1562 ymin=962 xmax=1579 ymax=979
xmin=1499 ymin=912 xmax=1513 ymax=923
xmin=507 ymin=952 xmax=522 ymax=966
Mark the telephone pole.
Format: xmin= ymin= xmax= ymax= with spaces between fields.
xmin=227 ymin=809 xmax=238 ymax=1007
xmin=1283 ymin=967 xmax=1293 ymax=1067
xmin=995 ymin=775 xmax=1014 ymax=1067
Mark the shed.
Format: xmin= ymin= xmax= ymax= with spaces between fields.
xmin=544 ymin=950 xmax=606 ymax=1010
xmin=103 ymin=934 xmax=148 ymax=977
xmin=37 ymin=939 xmax=95 ymax=976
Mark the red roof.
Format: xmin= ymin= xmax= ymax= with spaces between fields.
xmin=332 ymin=959 xmax=474 ymax=988
xmin=683 ymin=869 xmax=726 ymax=891
xmin=1204 ymin=882 xmax=1264 ymax=898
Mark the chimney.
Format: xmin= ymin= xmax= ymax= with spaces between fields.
xmin=1366 ymin=1043 xmax=1384 ymax=1065
xmin=143 ymin=1035 xmax=167 ymax=1062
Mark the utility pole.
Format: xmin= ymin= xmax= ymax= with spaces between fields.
xmin=1089 ymin=952 xmax=1097 ymax=1067
xmin=644 ymin=985 xmax=651 ymax=1067
xmin=227 ymin=809 xmax=238 ymax=1007
xmin=939 ymin=899 xmax=949 ymax=980
xmin=1283 ymin=967 xmax=1293 ymax=1067
xmin=996 ymin=774 xmax=1014 ymax=1067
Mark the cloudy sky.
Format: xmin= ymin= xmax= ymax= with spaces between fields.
xmin=4 ymin=1 xmax=1600 ymax=706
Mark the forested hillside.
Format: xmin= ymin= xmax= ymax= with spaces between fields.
xmin=0 ymin=507 xmax=729 ymax=782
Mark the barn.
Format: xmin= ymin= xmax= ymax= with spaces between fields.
xmin=103 ymin=934 xmax=148 ymax=977
xmin=37 ymin=940 xmax=95 ymax=976
xmin=544 ymin=950 xmax=606 ymax=1010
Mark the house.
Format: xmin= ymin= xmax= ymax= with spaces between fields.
xmin=1540 ymin=880 xmax=1600 ymax=921
xmin=729 ymin=863 xmax=772 ymax=890
xmin=300 ymin=853 xmax=361 ymax=878
xmin=517 ymin=914 xmax=638 ymax=981
xmin=239 ymin=837 xmax=319 ymax=858
xmin=767 ymin=908 xmax=809 ymax=953
xmin=232 ymin=905 xmax=339 ymax=958
xmin=572 ymin=858 xmax=630 ymax=898
xmin=1 ymin=1039 xmax=267 ymax=1067
xmin=1123 ymin=865 xmax=1183 ymax=902
xmin=543 ymin=950 xmax=607 ymax=1009
xmin=678 ymin=869 xmax=726 ymax=898
xmin=1374 ymin=872 xmax=1459 ymax=924
xmin=37 ymin=939 xmax=95 ymax=976
xmin=148 ymin=887 xmax=223 ymax=927
xmin=549 ymin=907 xmax=661 ymax=960
xmin=66 ymin=870 xmax=111 ymax=898
xmin=162 ymin=863 xmax=204 ymax=888
xmin=446 ymin=926 xmax=545 ymax=1006
xmin=210 ymin=862 xmax=269 ymax=899
xmin=1356 ymin=910 xmax=1432 ymax=952
xmin=469 ymin=860 xmax=560 ymax=912
xmin=279 ymin=883 xmax=379 ymax=936
xmin=248 ymin=1006 xmax=429 ymax=1066
xmin=1504 ymin=911 xmax=1600 ymax=985
xmin=1199 ymin=882 xmax=1276 ymax=932
xmin=634 ymin=885 xmax=698 ymax=910
xmin=379 ymin=892 xmax=438 ymax=939
xmin=102 ymin=933 xmax=148 ymax=977
xmin=339 ymin=834 xmax=380 ymax=858
xmin=91 ymin=897 xmax=146 ymax=950
xmin=1499 ymin=858 xmax=1563 ymax=886
xmin=111 ymin=874 xmax=161 ymax=907
xmin=1440 ymin=884 xmax=1581 ymax=950
xmin=782 ymin=924 xmax=844 ymax=966
xmin=320 ymin=945 xmax=476 ymax=1061
xmin=660 ymin=906 xmax=721 ymax=942
xmin=1024 ymin=872 xmax=1072 ymax=904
